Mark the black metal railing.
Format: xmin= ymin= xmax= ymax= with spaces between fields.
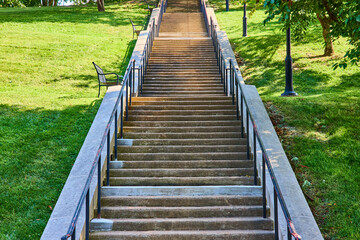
xmin=60 ymin=0 xmax=167 ymax=239
xmin=60 ymin=58 xmax=136 ymax=240
xmin=201 ymin=0 xmax=302 ymax=238
xmin=228 ymin=58 xmax=302 ymax=240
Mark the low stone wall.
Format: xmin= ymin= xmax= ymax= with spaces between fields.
xmin=41 ymin=86 xmax=121 ymax=240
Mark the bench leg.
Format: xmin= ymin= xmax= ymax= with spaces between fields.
xmin=98 ymin=85 xmax=101 ymax=98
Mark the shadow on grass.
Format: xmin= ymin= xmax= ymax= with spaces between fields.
xmin=0 ymin=100 xmax=101 ymax=239
xmin=0 ymin=2 xmax=148 ymax=27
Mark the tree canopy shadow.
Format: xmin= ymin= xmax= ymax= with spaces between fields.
xmin=0 ymin=2 xmax=148 ymax=27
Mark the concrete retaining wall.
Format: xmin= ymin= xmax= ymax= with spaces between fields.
xmin=41 ymin=86 xmax=121 ymax=240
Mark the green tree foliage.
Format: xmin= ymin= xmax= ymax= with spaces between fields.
xmin=259 ymin=0 xmax=360 ymax=68
xmin=0 ymin=0 xmax=25 ymax=7
xmin=262 ymin=0 xmax=340 ymax=56
xmin=332 ymin=1 xmax=360 ymax=69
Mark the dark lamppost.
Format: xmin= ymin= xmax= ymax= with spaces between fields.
xmin=281 ymin=1 xmax=297 ymax=96
xmin=226 ymin=0 xmax=229 ymax=11
xmin=243 ymin=2 xmax=247 ymax=37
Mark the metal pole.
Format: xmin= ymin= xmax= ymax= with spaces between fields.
xmin=226 ymin=0 xmax=229 ymax=11
xmin=243 ymin=3 xmax=247 ymax=37
xmin=281 ymin=27 xmax=298 ymax=96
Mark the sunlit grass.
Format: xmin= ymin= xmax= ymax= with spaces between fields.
xmin=0 ymin=3 xmax=147 ymax=239
xmin=210 ymin=0 xmax=360 ymax=239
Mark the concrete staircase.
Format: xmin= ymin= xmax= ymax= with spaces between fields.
xmin=90 ymin=0 xmax=275 ymax=239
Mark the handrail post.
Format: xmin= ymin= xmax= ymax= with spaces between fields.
xmin=97 ymin=154 xmax=101 ymax=218
xmin=240 ymin=93 xmax=243 ymax=136
xmin=128 ymin=64 xmax=133 ymax=105
xmin=114 ymin=109 xmax=118 ymax=158
xmin=274 ymin=187 xmax=279 ymax=240
xmin=236 ymin=83 xmax=239 ymax=121
xmin=126 ymin=79 xmax=129 ymax=121
xmin=106 ymin=131 xmax=110 ymax=186
xmin=246 ymin=109 xmax=249 ymax=159
xmin=262 ymin=152 xmax=266 ymax=218
xmin=71 ymin=229 xmax=75 ymax=240
xmin=85 ymin=189 xmax=90 ymax=240
xmin=253 ymin=127 xmax=257 ymax=185
xmin=120 ymin=96 xmax=124 ymax=138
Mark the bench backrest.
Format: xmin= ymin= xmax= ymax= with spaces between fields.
xmin=129 ymin=18 xmax=136 ymax=32
xmin=93 ymin=62 xmax=106 ymax=83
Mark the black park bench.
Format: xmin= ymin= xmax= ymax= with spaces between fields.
xmin=93 ymin=62 xmax=122 ymax=97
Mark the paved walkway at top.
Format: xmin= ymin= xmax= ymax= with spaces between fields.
xmin=159 ymin=0 xmax=207 ymax=38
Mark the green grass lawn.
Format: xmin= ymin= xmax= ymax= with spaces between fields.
xmin=0 ymin=3 xmax=147 ymax=239
xmin=209 ymin=1 xmax=360 ymax=239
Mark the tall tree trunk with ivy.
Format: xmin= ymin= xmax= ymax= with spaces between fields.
xmin=97 ymin=0 xmax=105 ymax=11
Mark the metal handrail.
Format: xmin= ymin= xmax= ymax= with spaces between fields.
xmin=229 ymin=58 xmax=302 ymax=240
xmin=60 ymin=0 xmax=167 ymax=239
xmin=200 ymin=0 xmax=302 ymax=238
xmin=60 ymin=58 xmax=135 ymax=240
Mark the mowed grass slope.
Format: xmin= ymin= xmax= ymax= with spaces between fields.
xmin=210 ymin=1 xmax=360 ymax=239
xmin=0 ymin=3 xmax=146 ymax=239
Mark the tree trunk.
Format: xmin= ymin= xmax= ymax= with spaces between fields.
xmin=49 ymin=0 xmax=53 ymax=6
xmin=316 ymin=14 xmax=334 ymax=56
xmin=97 ymin=0 xmax=105 ymax=11
xmin=42 ymin=0 xmax=48 ymax=6
xmin=54 ymin=0 xmax=57 ymax=6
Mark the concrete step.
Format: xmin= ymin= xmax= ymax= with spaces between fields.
xmin=151 ymin=53 xmax=216 ymax=57
xmin=146 ymin=69 xmax=219 ymax=73
xmin=109 ymin=176 xmax=253 ymax=186
xmin=102 ymin=186 xmax=262 ymax=197
xmin=110 ymin=160 xmax=253 ymax=169
xmin=143 ymin=85 xmax=224 ymax=91
xmin=118 ymin=137 xmax=245 ymax=145
xmin=109 ymin=168 xmax=253 ymax=177
xmin=146 ymin=63 xmax=217 ymax=67
xmin=101 ymin=195 xmax=262 ymax=207
xmin=151 ymin=49 xmax=214 ymax=53
xmin=139 ymin=92 xmax=225 ymax=96
xmin=140 ymin=92 xmax=225 ymax=96
xmin=122 ymin=132 xmax=244 ymax=139
xmin=129 ymin=104 xmax=235 ymax=111
xmin=148 ymin=60 xmax=217 ymax=64
xmin=143 ymin=78 xmax=221 ymax=82
xmin=123 ymin=120 xmax=239 ymax=126
xmin=131 ymin=100 xmax=232 ymax=106
xmin=127 ymin=110 xmax=236 ymax=116
xmin=153 ymin=41 xmax=213 ymax=46
xmin=123 ymin=126 xmax=241 ymax=133
xmin=148 ymin=57 xmax=217 ymax=61
xmin=141 ymin=86 xmax=224 ymax=91
xmin=100 ymin=206 xmax=269 ymax=219
xmin=126 ymin=115 xmax=237 ymax=121
xmin=91 ymin=217 xmax=272 ymax=231
xmin=148 ymin=64 xmax=218 ymax=68
xmin=145 ymin=72 xmax=220 ymax=76
xmin=117 ymin=152 xmax=248 ymax=160
xmin=131 ymin=96 xmax=231 ymax=101
xmin=90 ymin=230 xmax=275 ymax=240
xmin=152 ymin=48 xmax=215 ymax=52
xmin=117 ymin=145 xmax=246 ymax=152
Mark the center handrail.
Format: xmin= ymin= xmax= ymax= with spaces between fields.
xmin=200 ymin=0 xmax=302 ymax=239
xmin=60 ymin=0 xmax=167 ymax=238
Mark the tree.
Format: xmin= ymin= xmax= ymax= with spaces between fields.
xmin=331 ymin=1 xmax=360 ymax=68
xmin=97 ymin=0 xmax=104 ymax=11
xmin=262 ymin=0 xmax=344 ymax=57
